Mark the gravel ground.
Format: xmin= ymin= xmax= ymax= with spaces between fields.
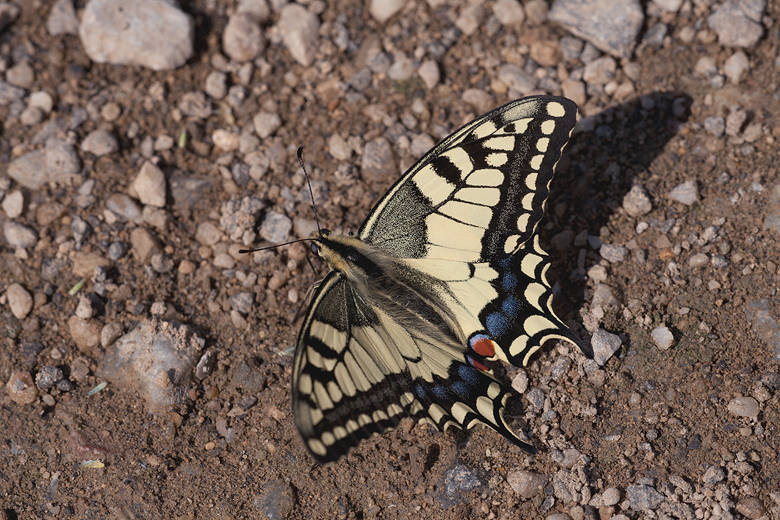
xmin=1 ymin=0 xmax=780 ymax=519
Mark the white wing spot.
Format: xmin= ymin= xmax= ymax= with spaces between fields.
xmin=520 ymin=252 xmax=543 ymax=277
xmin=473 ymin=263 xmax=498 ymax=281
xmin=308 ymin=439 xmax=327 ymax=456
xmin=509 ymin=334 xmax=529 ymax=359
xmin=484 ymin=136 xmax=515 ymax=151
xmin=525 ymin=282 xmax=547 ymax=312
xmin=321 ymin=431 xmax=336 ymax=446
xmin=546 ymin=101 xmax=566 ymax=117
xmin=525 ymin=172 xmax=539 ymax=190
xmin=504 ymin=235 xmax=520 ymax=254
xmin=333 ymin=426 xmax=348 ymax=440
xmin=476 ymin=396 xmax=496 ymax=424
xmin=451 ymin=402 xmax=473 ymax=424
xmin=521 ymin=192 xmax=535 ymax=211
xmin=487 ymin=382 xmax=501 ymax=400
xmin=486 ymin=152 xmax=508 ymax=167
xmin=540 ymin=119 xmax=556 ymax=135
xmin=428 ymin=403 xmax=447 ymax=424
xmin=298 ymin=373 xmax=312 ymax=394
xmin=466 ymin=168 xmax=504 ymax=187
xmin=456 ymin=186 xmax=501 ymax=206
xmin=536 ymin=137 xmax=550 ymax=153
xmin=441 ymin=147 xmax=473 ymax=181
xmin=530 ymin=154 xmax=544 ymax=170
xmin=439 ymin=200 xmax=494 ymax=228
xmin=516 ymin=213 xmax=530 ymax=234
xmin=334 ymin=363 xmax=356 ymax=397
xmin=472 ymin=120 xmax=498 ymax=139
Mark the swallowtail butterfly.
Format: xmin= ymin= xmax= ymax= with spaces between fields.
xmin=293 ymin=95 xmax=591 ymax=464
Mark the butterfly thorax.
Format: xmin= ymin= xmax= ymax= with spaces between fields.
xmin=310 ymin=230 xmax=465 ymax=349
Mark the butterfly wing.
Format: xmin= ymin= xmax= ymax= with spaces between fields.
xmin=293 ymin=270 xmax=536 ymax=465
xmin=358 ymin=95 xmax=590 ymax=364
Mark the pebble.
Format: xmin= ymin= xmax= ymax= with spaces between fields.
xmin=6 ymin=283 xmax=33 ymax=320
xmin=47 ymin=0 xmax=80 ymax=36
xmin=702 ymin=465 xmax=725 ymax=486
xmin=497 ymin=64 xmax=537 ymax=95
xmin=130 ymin=227 xmax=163 ymax=263
xmin=3 ymin=221 xmax=38 ymax=249
xmin=229 ymin=293 xmax=254 ymax=315
xmin=524 ymin=0 xmax=548 ymax=24
xmin=106 ymin=193 xmax=143 ymax=222
xmin=417 ymin=59 xmax=440 ymax=90
xmin=507 ymin=470 xmax=547 ymax=499
xmin=253 ymin=112 xmax=282 ymax=139
xmin=212 ymin=130 xmax=241 ymax=151
xmin=6 ymin=61 xmax=35 ymax=89
xmin=512 ymin=369 xmax=528 ymax=393
xmin=627 ymin=484 xmax=665 ymax=511
xmin=71 ymin=252 xmax=111 ymax=278
xmin=2 ymin=189 xmax=24 ymax=218
xmin=688 ymin=253 xmax=709 ymax=267
xmin=591 ymin=328 xmax=622 ymax=366
xmin=46 ymin=136 xmax=81 ymax=179
xmin=723 ymin=51 xmax=749 ymax=84
xmin=726 ymin=106 xmax=747 ymax=137
xmin=20 ymin=106 xmax=44 ymax=126
xmin=582 ymin=56 xmax=617 ymax=85
xmin=651 ymin=326 xmax=674 ymax=350
xmin=455 ymin=4 xmax=483 ymax=36
xmin=79 ymin=0 xmax=195 ymax=70
xmin=727 ymin=396 xmax=759 ymax=418
xmin=602 ymin=487 xmax=621 ymax=507
xmin=213 ymin=253 xmax=235 ymax=269
xmin=548 ymin=0 xmax=644 ymax=59
xmin=735 ymin=497 xmax=766 ymax=519
xmin=369 ymin=0 xmax=406 ymax=23
xmin=600 ymin=244 xmax=627 ymax=263
xmin=560 ymin=79 xmax=586 ymax=107
xmin=360 ymin=137 xmax=396 ymax=185
xmin=591 ymin=284 xmax=619 ymax=311
xmin=707 ymin=0 xmax=764 ymax=48
xmin=100 ymin=320 xmax=204 ymax=413
xmin=493 ymin=0 xmax=525 ymax=25
xmin=196 ymin=221 xmax=223 ymax=246
xmin=703 ymin=116 xmax=725 ymax=137
xmin=151 ymin=254 xmax=174 ymax=273
xmin=68 ymin=316 xmax=103 ymax=353
xmin=81 ymin=129 xmax=119 ymax=156
xmin=204 ymin=70 xmax=227 ymax=99
xmin=388 ymin=55 xmax=414 ymax=81
xmin=132 ymin=162 xmax=167 ymax=208
xmin=6 ymin=371 xmax=38 ymax=405
xmin=101 ymin=322 xmax=124 ymax=348
xmin=525 ymin=387 xmax=545 ymax=411
xmin=550 ymin=356 xmax=571 ymax=381
xmin=253 ymin=480 xmax=295 ymax=520
xmin=276 ymin=3 xmax=320 ymax=67
xmin=220 ymin=196 xmax=266 ymax=244
xmin=622 ymin=185 xmax=652 ymax=217
xmin=260 ymin=211 xmax=292 ymax=244
xmin=223 ymin=12 xmax=265 ymax=62
xmin=35 ymin=366 xmax=64 ymax=390
xmin=668 ymin=180 xmax=699 ymax=205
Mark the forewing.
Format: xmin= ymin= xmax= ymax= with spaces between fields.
xmin=293 ymin=271 xmax=536 ymax=464
xmin=358 ymin=96 xmax=577 ymax=262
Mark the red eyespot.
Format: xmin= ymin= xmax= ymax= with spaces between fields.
xmin=468 ymin=356 xmax=490 ymax=372
xmin=470 ymin=336 xmax=496 ymax=358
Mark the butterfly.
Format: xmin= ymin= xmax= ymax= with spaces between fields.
xmin=292 ymin=95 xmax=592 ymax=464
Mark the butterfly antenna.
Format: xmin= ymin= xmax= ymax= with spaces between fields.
xmin=297 ymin=146 xmax=322 ymax=234
xmin=238 ymin=238 xmax=310 ymax=254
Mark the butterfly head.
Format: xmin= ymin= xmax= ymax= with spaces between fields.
xmin=309 ymin=229 xmax=375 ymax=277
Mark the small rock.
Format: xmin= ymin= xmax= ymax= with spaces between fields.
xmin=6 ymin=371 xmax=38 ymax=405
xmin=627 ymin=484 xmax=665 ymax=511
xmin=455 ymin=4 xmax=483 ymax=36
xmin=493 ymin=0 xmax=525 ymax=25
xmin=79 ymin=0 xmax=195 ymax=70
xmin=5 ymin=61 xmax=35 ymax=89
xmin=3 ymin=221 xmax=38 ymax=249
xmin=688 ymin=253 xmax=709 ymax=268
xmin=707 ymin=0 xmax=764 ymax=48
xmin=131 ymin=227 xmax=163 ymax=263
xmin=726 ymin=106 xmax=748 ymax=137
xmin=417 ymin=59 xmax=440 ymax=90
xmin=277 ymin=3 xmax=319 ymax=67
xmin=369 ymin=0 xmax=406 ymax=23
xmin=600 ymin=243 xmax=628 ymax=263
xmin=28 ymin=92 xmax=53 ymax=114
xmin=668 ymin=180 xmax=699 ymax=205
xmin=702 ymin=465 xmax=725 ymax=486
xmin=71 ymin=252 xmax=112 ymax=278
xmin=388 ymin=55 xmax=414 ymax=81
xmin=106 ymin=193 xmax=143 ymax=222
xmin=591 ymin=328 xmax=622 ymax=366
xmin=223 ymin=12 xmax=264 ymax=62
xmin=651 ymin=326 xmax=674 ymax=350
xmin=68 ymin=316 xmax=103 ymax=354
xmin=81 ymin=129 xmax=119 ymax=156
xmin=6 ymin=283 xmax=33 ymax=320
xmin=525 ymin=388 xmax=545 ymax=412
xmin=35 ymin=366 xmax=64 ymax=390
xmin=724 ymin=51 xmax=750 ymax=84
xmin=132 ymin=162 xmax=167 ymax=208
xmin=583 ymin=56 xmax=617 ymax=85
xmin=253 ymin=480 xmax=295 ymax=520
xmin=360 ymin=137 xmax=396 ymax=185
xmin=736 ymin=497 xmax=766 ymax=519
xmin=2 ymin=190 xmax=24 ymax=218
xmin=507 ymin=470 xmax=546 ymax=499
xmin=204 ymin=70 xmax=227 ymax=99
xmin=230 ymin=293 xmax=254 ymax=315
xmin=47 ymin=0 xmax=79 ymax=36
xmin=512 ymin=369 xmax=528 ymax=393
xmin=727 ymin=396 xmax=759 ymax=417
xmin=622 ymin=185 xmax=652 ymax=217
xmin=703 ymin=116 xmax=726 ymax=137
xmin=101 ymin=322 xmax=124 ymax=348
xmin=7 ymin=150 xmax=48 ymax=189
xmin=253 ymin=112 xmax=282 ymax=139
xmin=196 ymin=221 xmax=223 ymax=246
xmin=497 ymin=63 xmax=537 ymax=95
xmin=260 ymin=211 xmax=292 ymax=244
xmin=602 ymin=487 xmax=621 ymax=506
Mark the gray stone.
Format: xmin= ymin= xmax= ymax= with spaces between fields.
xmin=46 ymin=137 xmax=81 ymax=180
xmin=525 ymin=387 xmax=545 ymax=411
xmin=549 ymin=356 xmax=571 ymax=381
xmin=81 ymin=129 xmax=119 ymax=156
xmin=507 ymin=470 xmax=547 ymax=499
xmin=627 ymin=484 xmax=665 ymax=510
xmin=651 ymin=326 xmax=674 ymax=350
xmin=47 ymin=0 xmax=79 ymax=35
xmin=277 ymin=3 xmax=319 ymax=67
xmin=668 ymin=180 xmax=699 ymax=205
xmin=260 ymin=211 xmax=292 ymax=244
xmin=711 ymin=254 xmax=730 ymax=268
xmin=230 ymin=292 xmax=254 ymax=315
xmin=602 ymin=487 xmax=621 ymax=506
xmin=6 ymin=61 xmax=35 ymax=89
xmin=0 ymin=2 xmax=19 ymax=32
xmin=0 ymin=81 xmax=25 ymax=105
xmin=707 ymin=0 xmax=765 ymax=48
xmin=703 ymin=116 xmax=726 ymax=137
xmin=7 ymin=151 xmax=47 ymax=189
xmin=6 ymin=283 xmax=33 ymax=319
xmin=253 ymin=480 xmax=295 ymax=520
xmin=223 ymin=12 xmax=264 ymax=62
xmin=253 ymin=112 xmax=282 ymax=139
xmin=220 ymin=195 xmax=265 ymax=245
xmin=727 ymin=396 xmax=759 ymax=417
xmin=723 ymin=51 xmax=750 ymax=84
xmin=360 ymin=137 xmax=396 ymax=185
xmin=702 ymin=465 xmax=725 ymax=486
xmin=2 ymin=190 xmax=24 ymax=219
xmin=3 ymin=221 xmax=38 ymax=249
xmin=417 ymin=59 xmax=440 ymax=90
xmin=622 ymin=185 xmax=652 ymax=217
xmin=106 ymin=193 xmax=143 ymax=222
xmin=204 ymin=70 xmax=227 ymax=99
xmin=600 ymin=243 xmax=628 ymax=263
xmin=132 ymin=162 xmax=167 ymax=208
xmin=591 ymin=328 xmax=621 ymax=366
xmin=35 ymin=366 xmax=65 ymax=390
xmin=369 ymin=0 xmax=406 ymax=23
xmin=582 ymin=56 xmax=617 ymax=85
xmin=79 ymin=0 xmax=195 ymax=70
xmin=688 ymin=253 xmax=709 ymax=268
xmin=549 ymin=0 xmax=644 ymax=59
xmin=493 ymin=0 xmax=525 ymax=25
xmin=497 ymin=64 xmax=538 ymax=95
